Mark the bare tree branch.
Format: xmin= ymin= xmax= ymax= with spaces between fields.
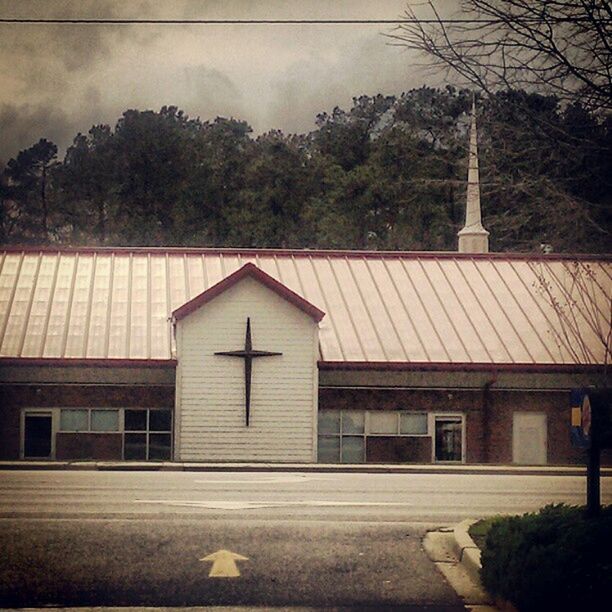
xmin=389 ymin=0 xmax=612 ymax=112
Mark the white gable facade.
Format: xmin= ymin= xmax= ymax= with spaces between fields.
xmin=174 ymin=273 xmax=320 ymax=462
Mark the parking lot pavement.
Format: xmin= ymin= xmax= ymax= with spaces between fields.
xmin=0 ymin=517 xmax=465 ymax=610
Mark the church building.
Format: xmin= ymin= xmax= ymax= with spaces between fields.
xmin=1 ymin=106 xmax=609 ymax=465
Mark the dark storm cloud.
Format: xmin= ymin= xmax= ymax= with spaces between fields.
xmin=0 ymin=103 xmax=72 ymax=163
xmin=267 ymin=31 xmax=418 ymax=135
xmin=182 ymin=66 xmax=244 ymax=119
xmin=0 ymin=1 xmax=436 ymax=159
xmin=0 ymin=0 xmax=156 ymax=72
xmin=0 ymin=1 xmax=159 ymax=157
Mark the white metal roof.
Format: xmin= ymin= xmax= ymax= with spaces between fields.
xmin=0 ymin=247 xmax=609 ymax=366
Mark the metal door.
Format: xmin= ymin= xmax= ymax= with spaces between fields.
xmin=513 ymin=412 xmax=547 ymax=465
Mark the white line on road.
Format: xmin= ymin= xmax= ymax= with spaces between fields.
xmin=135 ymin=499 xmax=412 ymax=510
xmin=192 ymin=474 xmax=321 ymax=485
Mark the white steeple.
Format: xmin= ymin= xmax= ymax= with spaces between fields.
xmin=458 ymin=99 xmax=489 ymax=253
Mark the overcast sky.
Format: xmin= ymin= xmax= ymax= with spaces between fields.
xmin=0 ymin=0 xmax=458 ymax=161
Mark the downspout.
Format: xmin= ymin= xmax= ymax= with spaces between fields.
xmin=482 ymin=371 xmax=497 ymax=463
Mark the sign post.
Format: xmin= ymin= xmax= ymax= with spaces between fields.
xmin=571 ymin=388 xmax=611 ymax=518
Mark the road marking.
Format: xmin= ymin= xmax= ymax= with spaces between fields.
xmin=193 ymin=474 xmax=320 ymax=485
xmin=200 ymin=549 xmax=249 ymax=577
xmin=139 ymin=500 xmax=282 ymax=510
xmin=136 ymin=499 xmax=411 ymax=510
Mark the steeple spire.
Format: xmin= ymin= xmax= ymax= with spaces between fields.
xmin=458 ymin=99 xmax=489 ymax=253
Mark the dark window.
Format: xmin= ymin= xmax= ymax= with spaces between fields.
xmin=149 ymin=410 xmax=172 ymax=432
xmin=124 ymin=433 xmax=147 ymax=460
xmin=125 ymin=409 xmax=147 ymax=431
xmin=149 ymin=433 xmax=172 ymax=460
xmin=123 ymin=409 xmax=172 ymax=461
xmin=341 ymin=436 xmax=364 ymax=463
xmin=317 ymin=410 xmax=367 ymax=463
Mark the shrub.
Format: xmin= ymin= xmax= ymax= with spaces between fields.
xmin=480 ymin=504 xmax=612 ymax=612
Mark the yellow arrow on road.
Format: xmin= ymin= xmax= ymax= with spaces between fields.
xmin=200 ymin=549 xmax=249 ymax=577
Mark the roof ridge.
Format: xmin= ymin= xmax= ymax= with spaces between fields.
xmin=1 ymin=245 xmax=610 ymax=261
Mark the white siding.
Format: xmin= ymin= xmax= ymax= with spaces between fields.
xmin=175 ymin=276 xmax=319 ymax=462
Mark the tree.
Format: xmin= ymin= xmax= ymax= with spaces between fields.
xmin=179 ymin=116 xmax=253 ymax=246
xmin=389 ymin=4 xmax=612 ymax=253
xmin=0 ymin=166 xmax=15 ymax=244
xmin=111 ymin=106 xmax=199 ymax=244
xmin=0 ymin=91 xmax=608 ymax=252
xmin=390 ymin=0 xmax=612 ymax=112
xmin=313 ymin=95 xmax=397 ymax=171
xmin=533 ymin=259 xmax=611 ymax=384
xmin=477 ymin=91 xmax=612 ymax=253
xmin=57 ymin=125 xmax=116 ymax=244
xmin=309 ymin=88 xmax=471 ymax=250
xmin=225 ymin=130 xmax=319 ymax=248
xmin=4 ymin=139 xmax=58 ymax=243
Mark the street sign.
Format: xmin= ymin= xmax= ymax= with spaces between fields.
xmin=570 ymin=388 xmax=590 ymax=448
xmin=570 ymin=388 xmax=611 ymax=449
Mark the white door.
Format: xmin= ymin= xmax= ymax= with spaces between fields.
xmin=513 ymin=412 xmax=547 ymax=465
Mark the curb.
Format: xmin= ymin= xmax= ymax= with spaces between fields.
xmin=423 ymin=523 xmax=495 ymax=610
xmin=2 ymin=460 xmax=610 ymax=475
xmin=453 ymin=518 xmax=483 ymax=585
xmin=451 ymin=520 xmax=519 ymax=612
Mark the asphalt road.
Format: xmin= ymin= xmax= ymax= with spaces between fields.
xmin=2 ymin=469 xmax=608 ymax=522
xmin=1 ymin=470 xmax=610 ymax=609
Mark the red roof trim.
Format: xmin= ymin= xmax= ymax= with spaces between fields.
xmin=2 ymin=245 xmax=610 ymax=262
xmin=172 ymin=262 xmax=325 ymax=322
xmin=0 ymin=357 xmax=601 ymax=373
xmin=318 ymin=360 xmax=603 ymax=373
xmin=0 ymin=357 xmax=176 ymax=368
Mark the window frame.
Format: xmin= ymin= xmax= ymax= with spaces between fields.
xmin=317 ymin=409 xmax=431 ymax=463
xmin=38 ymin=407 xmax=172 ymax=461
xmin=123 ymin=408 xmax=173 ymax=461
xmin=317 ymin=410 xmax=366 ymax=463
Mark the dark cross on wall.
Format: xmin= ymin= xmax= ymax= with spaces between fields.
xmin=214 ymin=317 xmax=282 ymax=426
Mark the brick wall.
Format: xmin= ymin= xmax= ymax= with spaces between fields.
xmin=3 ymin=382 xmax=605 ymax=465
xmin=319 ymin=387 xmax=485 ymax=463
xmin=487 ymin=390 xmax=584 ymax=465
xmin=0 ymin=387 xmax=21 ymax=460
xmin=319 ymin=387 xmax=590 ymax=465
xmin=0 ymin=384 xmax=174 ymax=460
xmin=366 ymin=437 xmax=431 ymax=462
xmin=56 ymin=433 xmax=122 ymax=460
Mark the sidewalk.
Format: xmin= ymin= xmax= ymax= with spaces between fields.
xmin=1 ymin=460 xmax=611 ymax=475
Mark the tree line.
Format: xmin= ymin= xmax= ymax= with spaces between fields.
xmin=1 ymin=87 xmax=609 ymax=253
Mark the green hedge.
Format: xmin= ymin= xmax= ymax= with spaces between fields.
xmin=480 ymin=504 xmax=612 ymax=612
